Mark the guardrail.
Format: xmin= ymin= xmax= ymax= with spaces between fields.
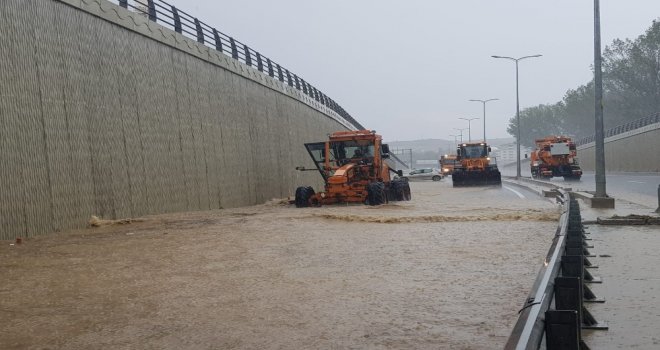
xmin=112 ymin=0 xmax=364 ymax=131
xmin=505 ymin=192 xmax=607 ymax=349
xmin=575 ymin=112 xmax=659 ymax=146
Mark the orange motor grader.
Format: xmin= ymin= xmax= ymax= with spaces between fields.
xmin=294 ymin=130 xmax=411 ymax=207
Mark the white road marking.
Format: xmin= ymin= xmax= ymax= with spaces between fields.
xmin=503 ymin=185 xmax=526 ymax=199
xmin=627 ymin=180 xmax=646 ymax=184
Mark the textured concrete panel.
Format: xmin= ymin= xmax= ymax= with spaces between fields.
xmin=577 ymin=127 xmax=660 ymax=172
xmin=0 ymin=0 xmax=348 ymax=239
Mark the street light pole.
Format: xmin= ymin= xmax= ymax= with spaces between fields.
xmin=453 ymin=128 xmax=466 ymax=144
xmin=458 ymin=117 xmax=479 ymax=142
xmin=469 ymin=98 xmax=498 ymax=142
xmin=594 ymin=0 xmax=607 ymax=198
xmin=449 ymin=134 xmax=458 ymax=145
xmin=491 ymin=54 xmax=542 ymax=179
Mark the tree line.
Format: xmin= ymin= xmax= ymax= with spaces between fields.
xmin=509 ymin=19 xmax=660 ymax=147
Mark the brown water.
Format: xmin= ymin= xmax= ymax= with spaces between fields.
xmin=0 ymin=181 xmax=559 ymax=349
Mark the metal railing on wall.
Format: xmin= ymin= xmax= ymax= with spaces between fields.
xmin=575 ymin=113 xmax=659 ymax=146
xmin=115 ymin=0 xmax=364 ymax=130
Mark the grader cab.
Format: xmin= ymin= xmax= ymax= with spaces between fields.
xmin=294 ymin=130 xmax=411 ymax=207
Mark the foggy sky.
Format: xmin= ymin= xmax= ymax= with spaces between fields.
xmin=163 ymin=0 xmax=660 ymax=142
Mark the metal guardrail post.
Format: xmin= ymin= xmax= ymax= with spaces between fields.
xmin=293 ymin=75 xmax=300 ymax=90
xmin=256 ymin=53 xmax=263 ymax=72
xmin=212 ymin=29 xmax=222 ymax=52
xmin=545 ymin=310 xmax=580 ymax=350
xmin=244 ymin=45 xmax=251 ymax=66
xmin=172 ymin=7 xmax=181 ymax=33
xmin=301 ymin=79 xmax=308 ymax=95
xmin=285 ymin=70 xmax=293 ymax=87
xmin=267 ymin=58 xmax=274 ymax=77
xmin=277 ymin=64 xmax=284 ymax=82
xmin=194 ymin=18 xmax=204 ymax=44
xmin=230 ymin=38 xmax=238 ymax=59
xmin=147 ymin=0 xmax=156 ymax=21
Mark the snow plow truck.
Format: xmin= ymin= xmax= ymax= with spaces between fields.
xmin=530 ymin=136 xmax=582 ymax=180
xmin=294 ymin=130 xmax=411 ymax=207
xmin=452 ymin=142 xmax=501 ymax=187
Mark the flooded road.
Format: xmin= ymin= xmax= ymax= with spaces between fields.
xmin=1 ymin=180 xmax=560 ymax=349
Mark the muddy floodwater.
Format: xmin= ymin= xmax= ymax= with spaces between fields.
xmin=1 ymin=181 xmax=560 ymax=349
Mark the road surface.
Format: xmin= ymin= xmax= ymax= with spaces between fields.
xmin=501 ymin=163 xmax=659 ymax=209
xmin=1 ymin=180 xmax=560 ymax=349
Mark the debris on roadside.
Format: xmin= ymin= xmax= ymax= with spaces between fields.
xmin=597 ymin=214 xmax=660 ymax=225
xmin=89 ymin=215 xmax=139 ymax=227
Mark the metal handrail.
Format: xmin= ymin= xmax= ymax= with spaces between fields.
xmin=504 ymin=189 xmax=570 ymax=349
xmin=114 ymin=0 xmax=364 ymax=130
xmin=575 ymin=112 xmax=660 ymax=146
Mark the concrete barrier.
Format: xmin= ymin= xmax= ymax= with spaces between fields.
xmin=577 ymin=123 xmax=660 ymax=172
xmin=0 ymin=0 xmax=355 ymax=239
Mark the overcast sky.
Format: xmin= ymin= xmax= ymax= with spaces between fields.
xmin=163 ymin=0 xmax=660 ymax=142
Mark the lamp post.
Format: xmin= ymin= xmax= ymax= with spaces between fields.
xmin=593 ymin=0 xmax=607 ymax=198
xmin=453 ymin=128 xmax=466 ymax=144
xmin=468 ymin=98 xmax=498 ymax=142
xmin=448 ymin=134 xmax=459 ymax=152
xmin=458 ymin=117 xmax=479 ymax=142
xmin=491 ymin=54 xmax=542 ymax=179
xmin=449 ymin=134 xmax=458 ymax=145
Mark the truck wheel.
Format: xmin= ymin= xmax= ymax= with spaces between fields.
xmin=432 ymin=175 xmax=442 ymax=181
xmin=367 ymin=182 xmax=386 ymax=206
xmin=397 ymin=177 xmax=411 ymax=201
xmin=389 ymin=180 xmax=403 ymax=201
xmin=403 ymin=181 xmax=411 ymax=201
xmin=294 ymin=186 xmax=315 ymax=208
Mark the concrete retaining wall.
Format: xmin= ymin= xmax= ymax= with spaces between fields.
xmin=0 ymin=0 xmax=352 ymax=239
xmin=577 ymin=124 xmax=660 ymax=173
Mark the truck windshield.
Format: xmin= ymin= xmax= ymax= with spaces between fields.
xmin=304 ymin=140 xmax=375 ymax=180
xmin=440 ymin=157 xmax=458 ymax=166
xmin=462 ymin=145 xmax=487 ymax=159
xmin=331 ymin=140 xmax=375 ymax=162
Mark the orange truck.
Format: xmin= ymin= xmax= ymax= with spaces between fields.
xmin=294 ymin=130 xmax=410 ymax=206
xmin=530 ymin=136 xmax=582 ymax=180
xmin=452 ymin=142 xmax=501 ymax=187
xmin=439 ymin=154 xmax=458 ymax=176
